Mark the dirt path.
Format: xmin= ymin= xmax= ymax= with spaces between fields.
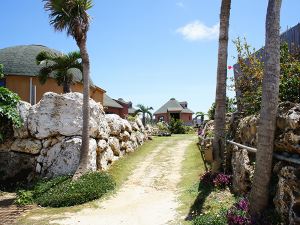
xmin=51 ymin=136 xmax=195 ymax=225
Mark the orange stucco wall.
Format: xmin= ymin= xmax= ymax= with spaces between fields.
xmin=5 ymin=75 xmax=104 ymax=104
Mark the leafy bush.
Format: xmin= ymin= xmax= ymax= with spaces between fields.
xmin=226 ymin=198 xmax=251 ymax=225
xmin=16 ymin=172 xmax=116 ymax=207
xmin=233 ymin=38 xmax=300 ymax=115
xmin=169 ymin=118 xmax=186 ymax=134
xmin=0 ymin=87 xmax=22 ymax=142
xmin=184 ymin=126 xmax=195 ymax=134
xmin=156 ymin=121 xmax=169 ymax=133
xmin=15 ymin=190 xmax=34 ymax=206
xmin=193 ymin=209 xmax=227 ymax=225
xmin=127 ymin=115 xmax=137 ymax=122
xmin=207 ymin=98 xmax=236 ymax=120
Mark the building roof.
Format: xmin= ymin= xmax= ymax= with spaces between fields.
xmin=154 ymin=98 xmax=194 ymax=114
xmin=128 ymin=107 xmax=137 ymax=114
xmin=103 ymin=94 xmax=123 ymax=108
xmin=0 ymin=44 xmax=94 ymax=85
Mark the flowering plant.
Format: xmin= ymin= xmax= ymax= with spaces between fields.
xmin=213 ymin=173 xmax=232 ymax=189
xmin=226 ymin=198 xmax=251 ymax=225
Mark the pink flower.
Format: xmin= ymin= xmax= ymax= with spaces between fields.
xmin=228 ymin=65 xmax=233 ymax=70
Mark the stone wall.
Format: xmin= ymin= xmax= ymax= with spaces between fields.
xmin=0 ymin=92 xmax=151 ymax=184
xmin=228 ymin=102 xmax=300 ymax=224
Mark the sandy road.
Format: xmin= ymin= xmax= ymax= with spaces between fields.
xmin=52 ymin=136 xmax=194 ymax=225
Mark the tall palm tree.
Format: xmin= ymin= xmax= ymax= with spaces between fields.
xmin=43 ymin=0 xmax=93 ymax=179
xmin=212 ymin=0 xmax=231 ymax=172
xmin=135 ymin=104 xmax=153 ymax=126
xmin=36 ymin=51 xmax=82 ymax=93
xmin=249 ymin=0 xmax=282 ymax=215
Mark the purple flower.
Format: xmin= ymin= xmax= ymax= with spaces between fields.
xmin=213 ymin=173 xmax=232 ymax=188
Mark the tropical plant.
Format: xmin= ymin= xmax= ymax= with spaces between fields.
xmin=233 ymin=39 xmax=300 ymax=116
xmin=36 ymin=51 xmax=82 ymax=93
xmin=212 ymin=0 xmax=231 ymax=172
xmin=169 ymin=118 xmax=186 ymax=134
xmin=134 ymin=104 xmax=153 ymax=126
xmin=249 ymin=0 xmax=282 ymax=215
xmin=43 ymin=0 xmax=93 ymax=179
xmin=0 ymin=87 xmax=22 ymax=142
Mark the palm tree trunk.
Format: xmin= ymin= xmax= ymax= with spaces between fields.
xmin=63 ymin=81 xmax=71 ymax=93
xmin=73 ymin=39 xmax=90 ymax=180
xmin=212 ymin=0 xmax=231 ymax=172
xmin=142 ymin=113 xmax=146 ymax=126
xmin=249 ymin=0 xmax=282 ymax=215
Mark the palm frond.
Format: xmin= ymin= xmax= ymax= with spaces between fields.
xmin=43 ymin=0 xmax=92 ymax=41
xmin=36 ymin=51 xmax=59 ymax=65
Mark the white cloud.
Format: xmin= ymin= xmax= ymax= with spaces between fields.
xmin=176 ymin=2 xmax=184 ymax=8
xmin=176 ymin=21 xmax=219 ymax=41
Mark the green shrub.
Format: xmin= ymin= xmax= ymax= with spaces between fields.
xmin=0 ymin=87 xmax=22 ymax=142
xmin=193 ymin=209 xmax=227 ymax=225
xmin=184 ymin=126 xmax=195 ymax=134
xmin=14 ymin=190 xmax=34 ymax=206
xmin=127 ymin=115 xmax=137 ymax=122
xmin=169 ymin=118 xmax=186 ymax=134
xmin=156 ymin=121 xmax=170 ymax=133
xmin=16 ymin=172 xmax=116 ymax=207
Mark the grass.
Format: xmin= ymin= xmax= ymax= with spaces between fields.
xmin=15 ymin=136 xmax=173 ymax=225
xmin=177 ymin=137 xmax=205 ymax=224
xmin=177 ymin=137 xmax=236 ymax=224
xmin=109 ymin=136 xmax=171 ymax=188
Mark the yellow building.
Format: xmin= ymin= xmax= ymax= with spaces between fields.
xmin=0 ymin=45 xmax=105 ymax=104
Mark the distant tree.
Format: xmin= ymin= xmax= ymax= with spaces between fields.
xmin=212 ymin=0 xmax=231 ymax=172
xmin=135 ymin=104 xmax=153 ymax=126
xmin=36 ymin=51 xmax=82 ymax=93
xmin=43 ymin=0 xmax=93 ymax=180
xmin=249 ymin=0 xmax=282 ymax=216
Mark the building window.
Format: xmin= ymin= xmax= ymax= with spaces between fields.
xmin=189 ymin=115 xmax=191 ymax=120
xmin=159 ymin=116 xmax=164 ymax=122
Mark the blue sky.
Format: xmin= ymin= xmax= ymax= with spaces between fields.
xmin=1 ymin=0 xmax=299 ymax=114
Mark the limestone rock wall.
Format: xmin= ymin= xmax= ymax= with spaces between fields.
xmin=227 ymin=102 xmax=300 ymax=224
xmin=0 ymin=92 xmax=151 ymax=184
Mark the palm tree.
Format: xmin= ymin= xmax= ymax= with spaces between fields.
xmin=135 ymin=104 xmax=153 ymax=126
xmin=249 ymin=0 xmax=282 ymax=215
xmin=36 ymin=51 xmax=82 ymax=93
xmin=212 ymin=0 xmax=231 ymax=172
xmin=43 ymin=0 xmax=93 ymax=179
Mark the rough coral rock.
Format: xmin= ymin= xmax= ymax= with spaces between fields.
xmin=38 ymin=137 xmax=97 ymax=178
xmin=108 ymin=136 xmax=121 ymax=156
xmin=231 ymin=147 xmax=253 ymax=194
xmin=13 ymin=101 xmax=31 ymax=138
xmin=105 ymin=114 xmax=123 ymax=136
xmin=10 ymin=138 xmax=42 ymax=154
xmin=97 ymin=147 xmax=114 ymax=170
xmin=274 ymin=164 xmax=300 ymax=225
xmin=119 ymin=131 xmax=131 ymax=142
xmin=97 ymin=139 xmax=108 ymax=153
xmin=0 ymin=152 xmax=36 ymax=183
xmin=28 ymin=92 xmax=106 ymax=139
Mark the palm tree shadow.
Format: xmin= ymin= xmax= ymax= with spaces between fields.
xmin=185 ymin=182 xmax=214 ymax=221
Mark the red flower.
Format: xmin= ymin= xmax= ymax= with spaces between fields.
xmin=228 ymin=66 xmax=233 ymax=70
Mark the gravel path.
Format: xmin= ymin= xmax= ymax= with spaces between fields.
xmin=52 ymin=136 xmax=194 ymax=225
